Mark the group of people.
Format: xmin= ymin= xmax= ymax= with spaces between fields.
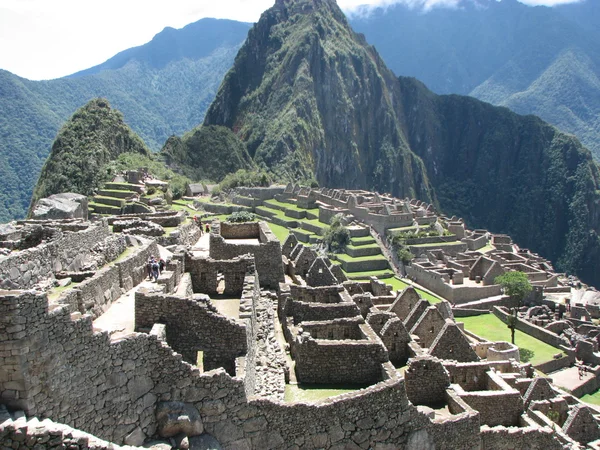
xmin=193 ymin=216 xmax=210 ymax=234
xmin=147 ymin=255 xmax=166 ymax=282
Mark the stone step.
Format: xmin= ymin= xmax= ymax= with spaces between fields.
xmin=346 ymin=245 xmax=382 ymax=258
xmin=339 ymin=257 xmax=390 ymax=273
xmin=305 ymin=210 xmax=319 ymax=220
xmin=98 ymin=189 xmax=138 ymax=199
xmin=300 ymin=221 xmax=325 ymax=236
xmin=104 ymin=182 xmax=145 ymax=193
xmin=89 ymin=203 xmax=122 ymax=215
xmin=347 ymin=226 xmax=370 ymax=238
xmin=94 ymin=196 xmax=125 ymax=208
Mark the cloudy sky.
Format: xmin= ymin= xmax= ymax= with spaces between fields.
xmin=0 ymin=0 xmax=583 ymax=80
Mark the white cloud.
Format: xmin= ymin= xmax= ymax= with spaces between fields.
xmin=0 ymin=0 xmax=585 ymax=80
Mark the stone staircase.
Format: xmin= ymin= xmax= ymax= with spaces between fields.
xmin=0 ymin=405 xmax=138 ymax=449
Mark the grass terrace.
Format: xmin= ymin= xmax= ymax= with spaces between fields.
xmin=459 ymin=314 xmax=563 ymax=366
xmin=385 ymin=277 xmax=442 ymax=304
xmin=284 ymin=383 xmax=366 ymax=403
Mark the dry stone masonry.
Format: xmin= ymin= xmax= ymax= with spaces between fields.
xmin=2 ymin=184 xmax=600 ymax=449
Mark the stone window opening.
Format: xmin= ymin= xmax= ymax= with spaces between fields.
xmin=217 ymin=271 xmax=225 ymax=295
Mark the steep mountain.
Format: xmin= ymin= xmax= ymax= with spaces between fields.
xmin=161 ymin=125 xmax=255 ymax=181
xmin=31 ymin=99 xmax=150 ymax=205
xmin=204 ymin=0 xmax=434 ymax=201
xmin=0 ymin=18 xmax=250 ymax=222
xmin=198 ymin=0 xmax=600 ymax=287
xmin=349 ymin=0 xmax=600 ymax=159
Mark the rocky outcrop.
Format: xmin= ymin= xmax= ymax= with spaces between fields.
xmin=30 ymin=193 xmax=89 ymax=220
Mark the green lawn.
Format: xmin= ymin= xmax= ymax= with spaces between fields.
xmin=267 ymin=222 xmax=290 ymax=243
xmin=284 ymin=384 xmax=366 ymax=403
xmin=459 ymin=314 xmax=562 ymax=366
xmin=343 ymin=269 xmax=395 ymax=280
xmin=478 ymin=244 xmax=495 ymax=254
xmin=385 ymin=277 xmax=442 ymax=304
xmin=581 ymin=390 xmax=600 ymax=406
xmin=336 ymin=253 xmax=387 ymax=263
xmin=410 ymin=241 xmax=462 ymax=248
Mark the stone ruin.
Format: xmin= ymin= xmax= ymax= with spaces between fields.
xmin=3 ymin=185 xmax=600 ymax=449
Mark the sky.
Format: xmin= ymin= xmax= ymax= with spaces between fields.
xmin=0 ymin=0 xmax=584 ymax=81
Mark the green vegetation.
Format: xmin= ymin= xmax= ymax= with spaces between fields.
xmin=227 ymin=211 xmax=256 ymax=223
xmin=30 ymin=99 xmax=150 ymax=209
xmin=0 ymin=19 xmax=250 ymax=221
xmin=323 ymin=214 xmax=351 ymax=253
xmin=162 ymin=125 xmax=255 ymax=181
xmin=581 ymin=390 xmax=600 ymax=406
xmin=267 ymin=222 xmax=290 ymax=243
xmin=284 ymin=383 xmax=365 ymax=403
xmin=217 ymin=169 xmax=272 ymax=193
xmin=350 ymin=1 xmax=600 ymax=158
xmin=460 ymin=314 xmax=561 ymax=366
xmin=495 ymin=271 xmax=533 ymax=344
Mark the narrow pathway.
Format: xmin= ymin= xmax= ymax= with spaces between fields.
xmin=191 ymin=233 xmax=210 ymax=258
xmin=93 ymin=279 xmax=160 ymax=339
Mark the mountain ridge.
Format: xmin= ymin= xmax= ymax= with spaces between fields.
xmin=0 ymin=18 xmax=250 ymax=222
xmin=349 ymin=0 xmax=600 ymax=158
xmin=195 ymin=0 xmax=600 ymax=287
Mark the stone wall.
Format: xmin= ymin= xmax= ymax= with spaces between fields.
xmin=534 ymin=352 xmax=575 ymax=375
xmin=493 ymin=307 xmax=565 ymax=348
xmin=454 ymin=389 xmax=523 ymax=427
xmin=134 ymin=290 xmax=247 ymax=373
xmin=234 ymin=186 xmax=285 ymax=201
xmin=244 ymin=282 xmax=286 ymax=401
xmin=301 ymin=318 xmax=365 ymax=340
xmin=289 ymin=284 xmax=344 ymax=304
xmin=480 ymin=424 xmax=564 ymax=449
xmin=405 ymin=357 xmax=450 ymax=406
xmin=292 ymin=328 xmax=388 ymax=384
xmin=0 ymin=288 xmax=485 ymax=450
xmin=0 ymin=221 xmax=111 ymax=290
xmin=287 ymin=299 xmax=361 ymax=324
xmin=186 ymin=254 xmax=253 ymax=296
xmin=75 ymin=264 xmax=121 ymax=318
xmin=157 ymin=220 xmax=201 ymax=247
xmin=209 ymin=222 xmax=284 ymax=289
xmin=116 ymin=241 xmax=159 ymax=291
xmin=406 ymin=265 xmax=501 ymax=303
xmin=0 ymin=410 xmax=136 ymax=449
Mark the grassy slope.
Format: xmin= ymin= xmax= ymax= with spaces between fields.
xmin=459 ymin=314 xmax=561 ymax=366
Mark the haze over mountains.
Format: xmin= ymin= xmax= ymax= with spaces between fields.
xmin=350 ymin=0 xmax=600 ymax=157
xmin=0 ymin=19 xmax=250 ymax=222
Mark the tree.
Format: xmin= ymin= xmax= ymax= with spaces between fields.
xmin=323 ymin=214 xmax=351 ymax=253
xmin=495 ymin=271 xmax=533 ymax=344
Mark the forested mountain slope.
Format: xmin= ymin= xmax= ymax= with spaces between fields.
xmin=0 ymin=18 xmax=250 ymax=221
xmin=196 ymin=0 xmax=600 ymax=287
xmin=349 ymin=0 xmax=600 ymax=159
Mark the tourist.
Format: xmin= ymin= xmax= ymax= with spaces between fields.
xmin=147 ymin=256 xmax=154 ymax=280
xmin=206 ymin=223 xmax=210 ymax=234
xmin=159 ymin=258 xmax=166 ymax=273
xmin=151 ymin=259 xmax=160 ymax=282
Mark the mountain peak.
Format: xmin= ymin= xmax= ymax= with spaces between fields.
xmin=204 ymin=0 xmax=432 ymax=200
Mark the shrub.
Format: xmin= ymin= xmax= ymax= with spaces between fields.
xmin=219 ymin=169 xmax=272 ymax=192
xmin=397 ymin=248 xmax=414 ymax=264
xmin=323 ymin=214 xmax=350 ymax=253
xmin=519 ymin=348 xmax=535 ymax=363
xmin=227 ymin=211 xmax=256 ymax=223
